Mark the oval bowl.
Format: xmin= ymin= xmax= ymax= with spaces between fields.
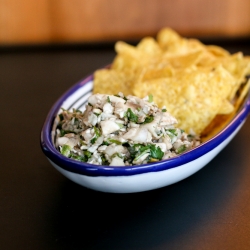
xmin=40 ymin=73 xmax=250 ymax=193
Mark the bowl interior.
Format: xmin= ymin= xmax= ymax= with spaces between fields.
xmin=41 ymin=73 xmax=250 ymax=177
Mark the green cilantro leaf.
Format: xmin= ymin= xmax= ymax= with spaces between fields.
xmin=127 ymin=108 xmax=138 ymax=123
xmin=176 ymin=145 xmax=187 ymax=154
xmin=61 ymin=145 xmax=71 ymax=157
xmin=148 ymin=144 xmax=164 ymax=159
xmin=90 ymin=126 xmax=101 ymax=144
xmin=142 ymin=115 xmax=154 ymax=124
xmin=148 ymin=94 xmax=153 ymax=103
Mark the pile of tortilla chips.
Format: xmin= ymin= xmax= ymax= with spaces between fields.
xmin=93 ymin=28 xmax=250 ymax=138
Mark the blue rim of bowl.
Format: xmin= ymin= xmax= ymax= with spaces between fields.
xmin=40 ymin=73 xmax=250 ymax=177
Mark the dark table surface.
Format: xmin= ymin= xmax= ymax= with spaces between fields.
xmin=1 ymin=40 xmax=250 ymax=250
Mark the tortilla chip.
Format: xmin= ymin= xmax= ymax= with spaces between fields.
xmin=93 ymin=27 xmax=250 ymax=137
xmin=132 ymin=66 xmax=235 ymax=134
xmin=93 ymin=69 xmax=132 ymax=96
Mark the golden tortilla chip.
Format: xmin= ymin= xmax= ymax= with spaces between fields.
xmin=132 ymin=66 xmax=235 ymax=134
xmin=157 ymin=28 xmax=205 ymax=55
xmin=221 ymin=52 xmax=250 ymax=100
xmin=217 ymin=99 xmax=234 ymax=114
xmin=93 ymin=27 xmax=250 ymax=137
xmin=206 ymin=45 xmax=230 ymax=58
xmin=137 ymin=37 xmax=162 ymax=55
xmin=93 ymin=69 xmax=132 ymax=96
xmin=164 ymin=50 xmax=204 ymax=69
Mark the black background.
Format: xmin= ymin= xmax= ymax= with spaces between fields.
xmin=1 ymin=40 xmax=250 ymax=250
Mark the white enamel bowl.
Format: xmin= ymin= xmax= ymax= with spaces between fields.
xmin=40 ymin=73 xmax=250 ymax=193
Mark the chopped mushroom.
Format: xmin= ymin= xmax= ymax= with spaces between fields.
xmin=55 ymin=93 xmax=200 ymax=165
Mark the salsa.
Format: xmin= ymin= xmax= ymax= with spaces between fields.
xmin=55 ymin=93 xmax=200 ymax=166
